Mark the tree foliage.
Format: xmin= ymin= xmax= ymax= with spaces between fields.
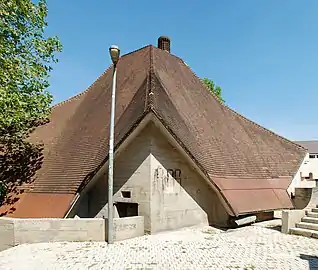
xmin=202 ymin=78 xmax=225 ymax=103
xmin=0 ymin=0 xmax=62 ymax=201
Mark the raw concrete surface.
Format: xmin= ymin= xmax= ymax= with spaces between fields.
xmin=0 ymin=220 xmax=317 ymax=270
xmin=0 ymin=218 xmax=105 ymax=251
xmin=281 ymin=209 xmax=305 ymax=234
xmin=111 ymin=216 xmax=145 ymax=241
xmin=75 ymin=123 xmax=229 ymax=233
xmin=0 ymin=218 xmax=14 ymax=251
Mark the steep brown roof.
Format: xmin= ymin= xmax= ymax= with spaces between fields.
xmin=1 ymin=44 xmax=307 ymax=217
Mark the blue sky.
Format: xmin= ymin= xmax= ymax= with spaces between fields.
xmin=45 ymin=0 xmax=318 ymax=141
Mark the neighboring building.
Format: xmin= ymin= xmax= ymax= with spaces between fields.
xmin=0 ymin=37 xmax=307 ymax=232
xmin=288 ymin=141 xmax=318 ymax=194
xmin=295 ymin=141 xmax=318 ymax=180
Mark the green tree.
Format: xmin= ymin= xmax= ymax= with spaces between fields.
xmin=0 ymin=0 xmax=62 ymax=202
xmin=202 ymin=78 xmax=225 ymax=103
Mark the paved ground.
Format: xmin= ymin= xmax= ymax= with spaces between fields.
xmin=0 ymin=220 xmax=317 ymax=270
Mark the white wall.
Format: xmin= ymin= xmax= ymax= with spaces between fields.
xmin=288 ymin=153 xmax=317 ymax=195
xmin=0 ymin=216 xmax=145 ymax=251
xmin=300 ymin=153 xmax=318 ymax=179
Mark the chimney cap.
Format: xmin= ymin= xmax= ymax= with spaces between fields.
xmin=158 ymin=36 xmax=170 ymax=40
xmin=158 ymin=36 xmax=171 ymax=53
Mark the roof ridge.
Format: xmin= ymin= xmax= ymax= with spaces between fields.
xmin=177 ymin=58 xmax=307 ymax=152
xmin=145 ymin=45 xmax=155 ymax=110
xmin=52 ymin=45 xmax=153 ymax=110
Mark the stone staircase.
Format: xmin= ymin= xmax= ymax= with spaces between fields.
xmin=290 ymin=206 xmax=318 ymax=238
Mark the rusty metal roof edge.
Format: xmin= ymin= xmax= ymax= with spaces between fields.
xmin=208 ymin=174 xmax=292 ymax=180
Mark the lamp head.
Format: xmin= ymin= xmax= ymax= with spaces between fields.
xmin=109 ymin=45 xmax=120 ymax=65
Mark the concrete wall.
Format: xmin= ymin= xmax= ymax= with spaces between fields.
xmin=149 ymin=123 xmax=229 ymax=233
xmin=0 ymin=217 xmax=144 ymax=251
xmin=281 ymin=210 xmax=305 ymax=234
xmin=108 ymin=216 xmax=144 ymax=241
xmin=0 ymin=218 xmax=105 ymax=251
xmin=76 ymin=128 xmax=152 ymax=231
xmin=13 ymin=218 xmax=105 ymax=245
xmin=0 ymin=218 xmax=15 ymax=251
xmin=74 ymin=122 xmax=229 ymax=233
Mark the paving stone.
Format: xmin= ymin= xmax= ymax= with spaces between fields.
xmin=0 ymin=222 xmax=317 ymax=269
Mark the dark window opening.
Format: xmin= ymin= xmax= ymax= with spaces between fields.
xmin=305 ymin=173 xmax=314 ymax=180
xmin=116 ymin=202 xmax=138 ymax=217
xmin=166 ymin=169 xmax=182 ymax=184
xmin=121 ymin=191 xmax=131 ymax=198
xmin=309 ymin=154 xmax=316 ymax=158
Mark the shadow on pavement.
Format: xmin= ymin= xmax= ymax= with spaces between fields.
xmin=299 ymin=254 xmax=318 ymax=270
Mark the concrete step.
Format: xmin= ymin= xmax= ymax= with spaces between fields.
xmin=307 ymin=211 xmax=318 ymax=218
xmin=296 ymin=222 xmax=318 ymax=231
xmin=312 ymin=208 xmax=318 ymax=213
xmin=290 ymin=228 xmax=318 ymax=238
xmin=302 ymin=216 xmax=318 ymax=224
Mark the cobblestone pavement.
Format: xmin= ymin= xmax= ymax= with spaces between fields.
xmin=0 ymin=220 xmax=317 ymax=270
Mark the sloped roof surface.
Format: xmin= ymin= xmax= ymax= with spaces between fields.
xmin=295 ymin=141 xmax=318 ymax=153
xmin=30 ymin=47 xmax=150 ymax=194
xmin=151 ymin=49 xmax=305 ymax=179
xmin=1 ymin=44 xmax=307 ymax=217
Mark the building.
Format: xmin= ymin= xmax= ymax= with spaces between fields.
xmin=295 ymin=141 xmax=318 ymax=181
xmin=289 ymin=141 xmax=318 ymax=193
xmin=0 ymin=37 xmax=307 ymax=232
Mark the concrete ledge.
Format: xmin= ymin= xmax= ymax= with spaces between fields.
xmin=0 ymin=216 xmax=145 ymax=252
xmin=281 ymin=210 xmax=305 ymax=234
xmin=0 ymin=218 xmax=15 ymax=251
xmin=106 ymin=216 xmax=144 ymax=242
xmin=0 ymin=218 xmax=105 ymax=252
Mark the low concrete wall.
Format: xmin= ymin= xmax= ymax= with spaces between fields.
xmin=0 ymin=216 xmax=145 ymax=252
xmin=14 ymin=218 xmax=105 ymax=245
xmin=281 ymin=210 xmax=305 ymax=234
xmin=0 ymin=218 xmax=15 ymax=251
xmin=0 ymin=218 xmax=105 ymax=252
xmin=106 ymin=216 xmax=144 ymax=241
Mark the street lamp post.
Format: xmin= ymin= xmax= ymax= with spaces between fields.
xmin=108 ymin=45 xmax=120 ymax=244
